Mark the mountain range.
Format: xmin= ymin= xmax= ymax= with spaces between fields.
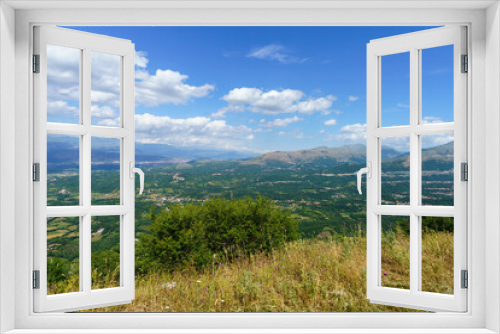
xmin=47 ymin=139 xmax=453 ymax=171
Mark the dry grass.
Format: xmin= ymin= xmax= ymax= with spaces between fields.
xmin=48 ymin=229 xmax=452 ymax=313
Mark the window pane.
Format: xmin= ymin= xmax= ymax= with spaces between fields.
xmin=381 ymin=215 xmax=410 ymax=290
xmin=91 ymin=137 xmax=121 ymax=206
xmin=47 ymin=217 xmax=80 ymax=295
xmin=381 ymin=137 xmax=410 ymax=205
xmin=421 ymin=216 xmax=454 ymax=294
xmin=421 ymin=45 xmax=454 ymax=124
xmin=91 ymin=216 xmax=120 ymax=290
xmin=381 ymin=52 xmax=410 ymax=127
xmin=421 ymin=134 xmax=454 ymax=206
xmin=47 ymin=44 xmax=80 ymax=124
xmin=47 ymin=134 xmax=80 ymax=206
xmin=91 ymin=52 xmax=121 ymax=127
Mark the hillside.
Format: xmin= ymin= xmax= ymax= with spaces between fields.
xmin=67 ymin=231 xmax=452 ymax=313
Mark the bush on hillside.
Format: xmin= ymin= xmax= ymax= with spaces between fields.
xmin=136 ymin=196 xmax=299 ymax=272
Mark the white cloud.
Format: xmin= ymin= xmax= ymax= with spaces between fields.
xmin=135 ymin=51 xmax=149 ymax=68
xmin=210 ymin=109 xmax=228 ymax=119
xmin=133 ymin=51 xmax=215 ymax=107
xmin=46 ymin=45 xmax=80 ymax=121
xmin=127 ymin=113 xmax=255 ymax=151
xmin=47 ymin=100 xmax=78 ymax=118
xmin=324 ymin=119 xmax=337 ymax=126
xmin=47 ymin=44 xmax=80 ymax=101
xmin=276 ymin=131 xmax=312 ymax=139
xmin=221 ymin=87 xmax=334 ymax=115
xmin=210 ymin=104 xmax=245 ymax=119
xmin=222 ymin=88 xmax=263 ymax=104
xmin=422 ymin=116 xmax=445 ymax=124
xmin=335 ymin=123 xmax=367 ymax=143
xmin=319 ymin=129 xmax=325 ymax=134
xmin=247 ymin=44 xmax=307 ymax=64
xmin=91 ymin=105 xmax=117 ymax=119
xmin=297 ymin=97 xmax=333 ymax=114
xmin=135 ymin=69 xmax=214 ymax=107
xmin=348 ymin=96 xmax=359 ymax=102
xmin=260 ymin=115 xmax=302 ymax=128
xmin=253 ymin=128 xmax=272 ymax=133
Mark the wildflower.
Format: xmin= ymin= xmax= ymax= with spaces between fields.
xmin=162 ymin=281 xmax=176 ymax=289
xmin=222 ymin=242 xmax=226 ymax=245
xmin=383 ymin=272 xmax=387 ymax=276
xmin=219 ymin=263 xmax=223 ymax=267
xmin=221 ymin=300 xmax=225 ymax=303
xmin=197 ymin=280 xmax=201 ymax=283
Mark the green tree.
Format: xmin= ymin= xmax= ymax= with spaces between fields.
xmin=136 ymin=196 xmax=299 ymax=272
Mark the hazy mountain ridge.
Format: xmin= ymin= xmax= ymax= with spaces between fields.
xmin=47 ymin=140 xmax=454 ymax=171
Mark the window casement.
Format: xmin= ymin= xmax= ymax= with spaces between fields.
xmin=33 ymin=26 xmax=142 ymax=312
xmin=362 ymin=26 xmax=467 ymax=312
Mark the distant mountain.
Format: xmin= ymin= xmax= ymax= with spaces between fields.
xmin=245 ymin=144 xmax=367 ymax=166
xmin=135 ymin=143 xmax=256 ymax=162
xmin=47 ymin=138 xmax=454 ymax=172
xmin=241 ymin=144 xmax=407 ymax=167
xmin=46 ymin=140 xmax=260 ymax=167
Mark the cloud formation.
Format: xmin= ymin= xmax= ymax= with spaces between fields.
xmin=335 ymin=123 xmax=367 ymax=142
xmin=277 ymin=131 xmax=312 ymax=139
xmin=220 ymin=87 xmax=335 ymax=115
xmin=422 ymin=116 xmax=446 ymax=124
xmin=247 ymin=44 xmax=307 ymax=64
xmin=260 ymin=116 xmax=302 ymax=128
xmin=135 ymin=69 xmax=215 ymax=107
xmin=131 ymin=113 xmax=255 ymax=151
xmin=348 ymin=96 xmax=359 ymax=102
xmin=324 ymin=119 xmax=337 ymax=126
xmin=46 ymin=46 xmax=215 ymax=123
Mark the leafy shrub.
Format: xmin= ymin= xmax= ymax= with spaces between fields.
xmin=92 ymin=248 xmax=120 ymax=279
xmin=136 ymin=196 xmax=299 ymax=272
xmin=47 ymin=257 xmax=72 ymax=283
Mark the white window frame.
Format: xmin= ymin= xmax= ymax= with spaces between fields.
xmin=33 ymin=26 xmax=136 ymax=313
xmin=365 ymin=26 xmax=467 ymax=312
xmin=1 ymin=1 xmax=499 ymax=333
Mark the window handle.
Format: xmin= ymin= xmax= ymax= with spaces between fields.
xmin=357 ymin=162 xmax=371 ymax=195
xmin=129 ymin=162 xmax=145 ymax=195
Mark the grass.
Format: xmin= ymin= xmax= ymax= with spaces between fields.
xmin=48 ymin=229 xmax=453 ymax=312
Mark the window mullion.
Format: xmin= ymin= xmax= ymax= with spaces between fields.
xmin=82 ymin=47 xmax=92 ymax=294
xmin=409 ymin=47 xmax=420 ymax=295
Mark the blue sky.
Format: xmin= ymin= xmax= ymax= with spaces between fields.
xmin=51 ymin=26 xmax=454 ymax=153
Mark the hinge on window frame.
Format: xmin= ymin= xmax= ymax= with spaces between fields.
xmin=461 ymin=270 xmax=468 ymax=289
xmin=461 ymin=54 xmax=468 ymax=73
xmin=461 ymin=162 xmax=468 ymax=182
xmin=33 ymin=163 xmax=40 ymax=182
xmin=33 ymin=54 xmax=40 ymax=73
xmin=33 ymin=270 xmax=40 ymax=289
